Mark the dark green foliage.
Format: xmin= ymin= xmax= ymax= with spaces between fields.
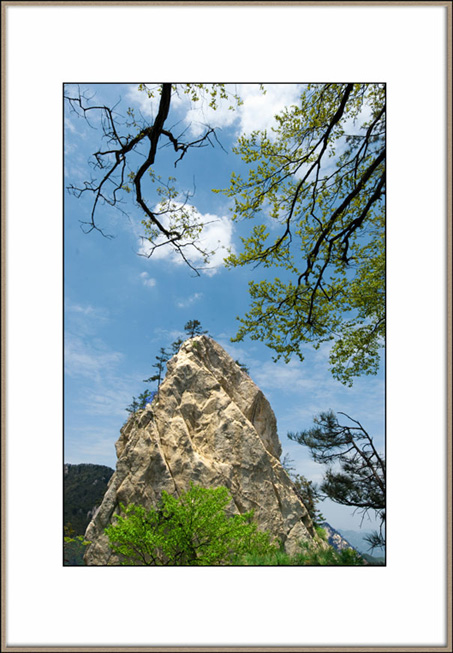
xmin=126 ymin=390 xmax=154 ymax=414
xmin=289 ymin=410 xmax=385 ymax=546
xmin=105 ymin=484 xmax=278 ymax=566
xmin=235 ymin=360 xmax=249 ymax=374
xmin=184 ymin=319 xmax=208 ymax=338
xmin=125 ymin=396 xmax=140 ymax=414
xmin=360 ymin=552 xmax=385 ymax=566
xmin=234 ymin=548 xmax=297 ymax=566
xmin=235 ymin=539 xmax=364 ymax=566
xmin=63 ymin=463 xmax=114 ymax=536
xmin=281 ymin=453 xmax=296 ymax=476
xmin=292 ymin=474 xmax=325 ymax=527
xmin=281 ymin=454 xmax=325 ymax=526
xmin=137 ymin=322 xmax=209 ymax=410
xmin=315 ymin=525 xmax=328 ymax=540
xmin=63 ymin=524 xmax=90 ymax=566
xmin=363 ymin=529 xmax=386 ymax=553
xmin=170 ymin=337 xmax=184 ymax=354
xmin=126 ymin=322 xmax=211 ymax=416
xmin=143 ymin=347 xmax=170 ymax=386
xmin=296 ymin=542 xmax=364 ymax=566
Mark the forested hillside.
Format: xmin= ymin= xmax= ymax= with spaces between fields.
xmin=64 ymin=463 xmax=114 ymax=535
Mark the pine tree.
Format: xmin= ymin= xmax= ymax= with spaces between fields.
xmin=143 ymin=347 xmax=169 ymax=386
xmin=184 ymin=320 xmax=208 ymax=338
xmin=289 ymin=411 xmax=385 ymax=547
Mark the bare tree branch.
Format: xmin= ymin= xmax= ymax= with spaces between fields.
xmin=65 ymin=83 xmax=226 ymax=273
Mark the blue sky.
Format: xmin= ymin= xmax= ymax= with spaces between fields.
xmin=64 ymin=83 xmax=385 ymax=532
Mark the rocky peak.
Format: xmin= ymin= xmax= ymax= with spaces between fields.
xmin=320 ymin=522 xmax=356 ymax=552
xmin=84 ymin=335 xmax=316 ymax=564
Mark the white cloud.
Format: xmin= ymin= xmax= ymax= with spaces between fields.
xmin=64 ymin=334 xmax=123 ymax=383
xmin=180 ymin=84 xmax=303 ymax=138
xmin=65 ymin=302 xmax=110 ymax=338
xmin=66 ymin=303 xmax=109 ymax=319
xmin=183 ymin=95 xmax=237 ymax=138
xmin=125 ymin=83 xmax=303 ymax=140
xmin=139 ymin=271 xmax=156 ymax=288
xmin=125 ymin=84 xmax=163 ymax=120
xmin=176 ymin=292 xmax=203 ymax=309
xmin=138 ymin=204 xmax=234 ymax=276
xmin=252 ymin=358 xmax=317 ymax=395
xmin=81 ymin=384 xmax=135 ymax=418
xmin=236 ymin=84 xmax=302 ymax=135
xmin=214 ymin=337 xmax=250 ymax=363
xmin=64 ymin=116 xmax=77 ymax=134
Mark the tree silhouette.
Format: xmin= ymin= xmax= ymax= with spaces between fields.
xmin=184 ymin=320 xmax=208 ymax=338
xmin=142 ymin=347 xmax=170 ymax=400
xmin=289 ymin=410 xmax=385 ymax=550
xmin=65 ymin=83 xmax=240 ymax=274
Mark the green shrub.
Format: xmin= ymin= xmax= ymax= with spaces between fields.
xmin=294 ymin=540 xmax=364 ymax=565
xmin=104 ymin=484 xmax=364 ymax=567
xmin=234 ymin=536 xmax=364 ymax=566
xmin=315 ymin=525 xmax=328 ymax=540
xmin=105 ymin=484 xmax=278 ymax=565
xmin=234 ymin=548 xmax=298 ymax=566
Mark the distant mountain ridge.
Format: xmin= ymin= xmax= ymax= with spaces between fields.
xmin=321 ymin=522 xmax=385 ymax=565
xmin=320 ymin=522 xmax=357 ymax=552
xmin=337 ymin=527 xmax=385 ymax=558
xmin=64 ymin=463 xmax=114 ymax=535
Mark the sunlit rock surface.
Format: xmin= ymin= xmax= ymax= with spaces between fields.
xmin=84 ymin=336 xmax=315 ymax=564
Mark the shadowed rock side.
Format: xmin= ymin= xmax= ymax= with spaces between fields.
xmin=84 ymin=336 xmax=316 ymax=565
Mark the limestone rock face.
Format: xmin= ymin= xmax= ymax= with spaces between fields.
xmin=84 ymin=336 xmax=315 ymax=564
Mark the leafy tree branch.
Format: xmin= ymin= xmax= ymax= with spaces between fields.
xmin=218 ymin=83 xmax=385 ymax=384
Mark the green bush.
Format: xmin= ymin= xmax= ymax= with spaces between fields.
xmin=104 ymin=484 xmax=364 ymax=566
xmin=315 ymin=525 xmax=328 ymax=540
xmin=294 ymin=540 xmax=364 ymax=566
xmin=105 ymin=484 xmax=278 ymax=565
xmin=234 ymin=548 xmax=297 ymax=566
xmin=235 ymin=540 xmax=364 ymax=566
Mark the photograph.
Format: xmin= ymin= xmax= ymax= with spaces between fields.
xmin=63 ymin=82 xmax=386 ymax=569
